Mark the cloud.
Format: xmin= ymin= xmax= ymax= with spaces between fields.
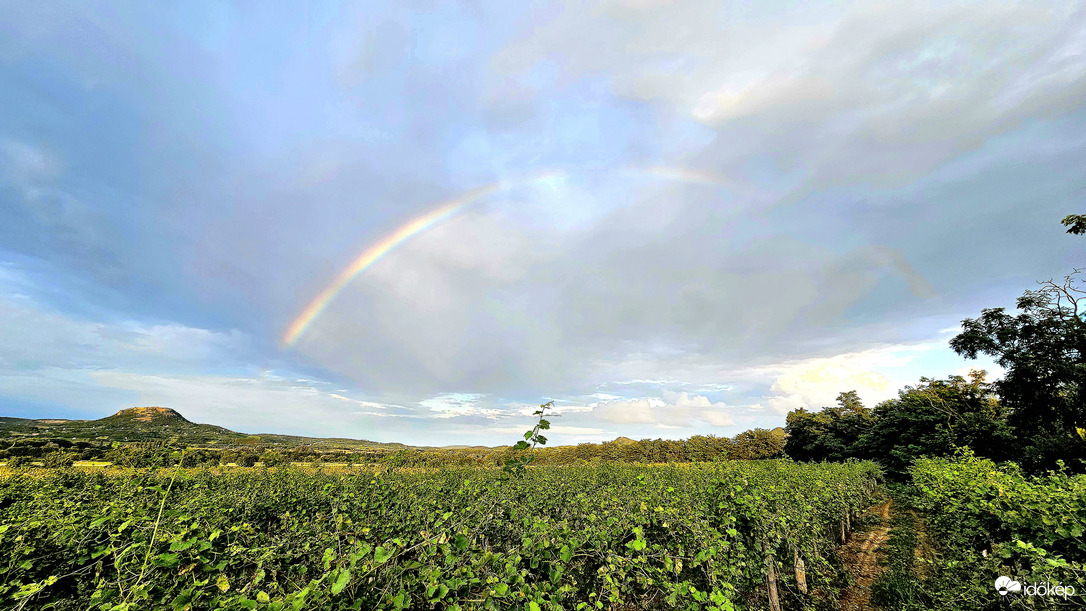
xmin=493 ymin=0 xmax=1086 ymax=189
xmin=1 ymin=139 xmax=60 ymax=185
xmin=757 ymin=339 xmax=1007 ymax=414
xmin=696 ymin=383 xmax=734 ymax=392
xmin=591 ymin=391 xmax=734 ymax=427
xmin=768 ymin=361 xmax=890 ymax=414
xmin=418 ymin=393 xmax=503 ymax=419
xmin=484 ymin=424 xmax=612 ymax=438
xmin=0 ymin=1 xmax=1075 ymax=446
xmin=0 ymin=285 xmax=246 ymax=373
xmin=295 ymin=182 xmax=948 ymax=398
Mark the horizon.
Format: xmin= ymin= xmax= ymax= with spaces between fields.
xmin=1 ymin=404 xmax=784 ymax=448
xmin=2 ymin=2 xmax=1084 ymax=445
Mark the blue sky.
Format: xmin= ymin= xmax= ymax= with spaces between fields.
xmin=1 ymin=1 xmax=1083 ymax=445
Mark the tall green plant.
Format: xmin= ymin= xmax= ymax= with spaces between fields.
xmin=502 ymin=401 xmax=553 ymax=478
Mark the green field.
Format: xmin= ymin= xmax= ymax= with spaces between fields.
xmin=1 ymin=460 xmax=878 ymax=610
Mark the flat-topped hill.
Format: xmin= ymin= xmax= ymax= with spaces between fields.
xmin=101 ymin=407 xmax=190 ymax=424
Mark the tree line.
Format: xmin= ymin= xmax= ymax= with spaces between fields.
xmin=2 ymin=427 xmax=787 ymax=469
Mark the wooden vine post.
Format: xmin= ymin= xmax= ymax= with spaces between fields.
xmin=793 ymin=546 xmax=808 ymax=595
xmin=763 ymin=539 xmax=782 ymax=611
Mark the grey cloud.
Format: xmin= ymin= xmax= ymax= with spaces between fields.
xmin=291 ymin=174 xmax=943 ymax=397
xmin=492 ymin=1 xmax=1086 ymax=191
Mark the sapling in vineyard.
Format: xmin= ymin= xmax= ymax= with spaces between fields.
xmin=503 ymin=401 xmax=553 ymax=478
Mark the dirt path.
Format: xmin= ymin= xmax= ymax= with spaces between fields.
xmin=838 ymin=499 xmax=892 ymax=611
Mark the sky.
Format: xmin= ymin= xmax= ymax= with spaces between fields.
xmin=1 ymin=0 xmax=1084 ymax=446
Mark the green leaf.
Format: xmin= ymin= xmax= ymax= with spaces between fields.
xmin=170 ymin=538 xmax=194 ymax=552
xmin=257 ymin=591 xmax=270 ymax=604
xmin=216 ymin=574 xmax=230 ymax=593
xmin=374 ymin=546 xmax=392 ymax=565
xmin=331 ymin=569 xmax=351 ymax=595
xmin=170 ymin=588 xmax=194 ymax=610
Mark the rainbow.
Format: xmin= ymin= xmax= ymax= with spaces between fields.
xmin=281 ymin=182 xmax=505 ymax=346
xmin=282 ymin=167 xmax=733 ymax=347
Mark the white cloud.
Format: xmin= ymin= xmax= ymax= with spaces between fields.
xmin=0 ymin=288 xmax=246 ymax=373
xmin=419 ymin=393 xmax=503 ymax=419
xmin=763 ymin=347 xmax=921 ymax=413
xmin=759 ymin=339 xmax=1007 ymax=413
xmin=592 ymin=397 xmax=665 ymax=424
xmin=484 ymin=424 xmax=611 ymax=437
xmin=695 ymin=383 xmax=734 ymax=392
xmin=513 ymin=401 xmax=593 ymax=416
xmin=611 ymin=378 xmax=686 ymax=386
xmin=591 ymin=391 xmax=734 ymax=427
xmin=330 ymin=393 xmax=388 ymax=409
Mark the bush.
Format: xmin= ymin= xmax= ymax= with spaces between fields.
xmin=260 ymin=451 xmax=287 ymax=467
xmin=5 ymin=455 xmax=31 ymax=468
xmin=42 ymin=452 xmax=75 ymax=469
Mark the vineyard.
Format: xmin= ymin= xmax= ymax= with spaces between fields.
xmin=889 ymin=452 xmax=1086 ymax=610
xmin=1 ymin=460 xmax=879 ymax=610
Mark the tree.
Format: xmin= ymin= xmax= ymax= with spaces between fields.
xmin=784 ymin=391 xmax=872 ymax=462
xmin=1061 ymin=214 xmax=1086 ymax=235
xmin=260 ymin=451 xmax=287 ymax=467
xmin=950 ymin=270 xmax=1086 ymax=470
xmin=857 ymin=372 xmax=1014 ymax=477
xmin=42 ymin=451 xmax=75 ymax=468
xmin=730 ymin=428 xmax=785 ymax=459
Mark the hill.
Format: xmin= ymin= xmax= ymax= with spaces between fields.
xmin=0 ymin=407 xmax=405 ymax=451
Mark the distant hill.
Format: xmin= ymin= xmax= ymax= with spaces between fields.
xmin=0 ymin=407 xmax=406 ymax=451
xmin=610 ymin=436 xmax=638 ymax=445
xmin=100 ymin=407 xmax=190 ymax=425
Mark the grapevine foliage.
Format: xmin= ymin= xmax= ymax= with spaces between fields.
xmin=0 ymin=459 xmax=879 ymax=610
